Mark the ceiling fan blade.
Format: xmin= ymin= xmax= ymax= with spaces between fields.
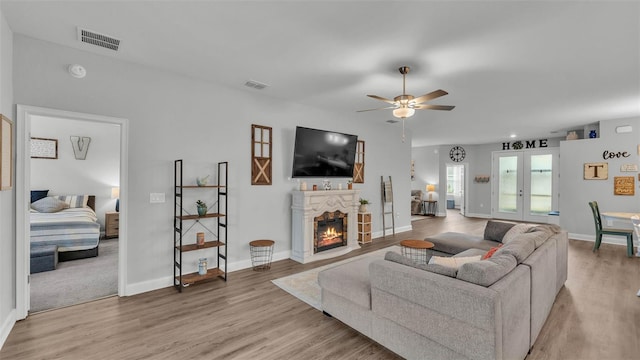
xmin=414 ymin=104 xmax=456 ymax=111
xmin=412 ymin=89 xmax=448 ymax=104
xmin=356 ymin=106 xmax=397 ymax=112
xmin=367 ymin=94 xmax=398 ymax=105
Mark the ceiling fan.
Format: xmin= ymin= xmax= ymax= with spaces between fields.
xmin=357 ymin=66 xmax=455 ymax=119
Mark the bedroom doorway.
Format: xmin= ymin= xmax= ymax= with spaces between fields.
xmin=446 ymin=164 xmax=466 ymax=216
xmin=16 ymin=105 xmax=129 ymax=319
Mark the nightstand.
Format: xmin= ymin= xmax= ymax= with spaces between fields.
xmin=105 ymin=211 xmax=119 ymax=239
xmin=423 ymin=200 xmax=437 ymax=217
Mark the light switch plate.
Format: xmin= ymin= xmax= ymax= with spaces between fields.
xmin=150 ymin=193 xmax=165 ymax=203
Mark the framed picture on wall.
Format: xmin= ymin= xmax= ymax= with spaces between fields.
xmin=1 ymin=114 xmax=13 ymax=190
xmin=31 ymin=137 xmax=58 ymax=159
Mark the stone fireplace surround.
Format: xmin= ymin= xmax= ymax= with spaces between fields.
xmin=291 ymin=189 xmax=361 ymax=263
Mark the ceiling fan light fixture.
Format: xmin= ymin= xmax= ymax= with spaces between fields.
xmin=393 ymin=107 xmax=415 ymax=119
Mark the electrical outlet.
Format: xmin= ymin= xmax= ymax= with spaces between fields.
xmin=150 ymin=193 xmax=165 ymax=203
xmin=606 ymin=220 xmax=613 ymax=227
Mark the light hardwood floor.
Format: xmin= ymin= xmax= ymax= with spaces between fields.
xmin=2 ymin=212 xmax=639 ymax=359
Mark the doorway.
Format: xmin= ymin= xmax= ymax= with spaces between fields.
xmin=16 ymin=105 xmax=129 ymax=320
xmin=491 ymin=149 xmax=559 ymax=222
xmin=446 ymin=164 xmax=466 ymax=216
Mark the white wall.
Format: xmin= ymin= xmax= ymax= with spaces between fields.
xmin=13 ymin=35 xmax=412 ymax=293
xmin=0 ymin=6 xmax=14 ymax=347
xmin=30 ymin=116 xmax=120 ymax=230
xmin=560 ymin=117 xmax=640 ymax=241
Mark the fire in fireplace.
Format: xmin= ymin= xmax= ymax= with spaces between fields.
xmin=314 ymin=210 xmax=348 ymax=253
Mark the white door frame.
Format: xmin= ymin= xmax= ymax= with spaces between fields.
xmin=491 ymin=148 xmax=559 ymax=222
xmin=16 ymin=105 xmax=129 ymax=320
xmin=446 ymin=163 xmax=467 ymax=216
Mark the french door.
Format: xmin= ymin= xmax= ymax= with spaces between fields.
xmin=491 ymin=149 xmax=559 ymax=222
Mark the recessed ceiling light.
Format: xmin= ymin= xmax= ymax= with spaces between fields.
xmin=510 ymin=134 xmax=517 ymax=138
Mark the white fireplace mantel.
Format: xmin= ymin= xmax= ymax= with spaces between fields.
xmin=291 ymin=189 xmax=361 ymax=263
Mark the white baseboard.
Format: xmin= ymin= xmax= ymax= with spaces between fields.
xmin=0 ymin=309 xmax=16 ymax=350
xmin=125 ymin=250 xmax=293 ymax=296
xmin=372 ymin=225 xmax=412 ymax=239
xmin=463 ymin=212 xmax=492 ymax=219
xmin=569 ymin=233 xmax=637 ymax=247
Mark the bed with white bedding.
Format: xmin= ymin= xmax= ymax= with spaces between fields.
xmin=30 ymin=195 xmax=101 ymax=261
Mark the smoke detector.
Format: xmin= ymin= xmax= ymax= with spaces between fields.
xmin=68 ymin=64 xmax=87 ymax=78
xmin=77 ymin=27 xmax=120 ymax=51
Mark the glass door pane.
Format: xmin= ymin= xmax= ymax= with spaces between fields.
xmin=498 ymin=156 xmax=519 ymax=213
xmin=529 ymin=154 xmax=553 ymax=216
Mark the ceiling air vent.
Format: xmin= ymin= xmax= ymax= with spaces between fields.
xmin=244 ymin=80 xmax=269 ymax=90
xmin=386 ymin=119 xmax=399 ymax=124
xmin=77 ymin=27 xmax=120 ymax=51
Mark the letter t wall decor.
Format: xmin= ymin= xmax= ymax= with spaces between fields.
xmin=70 ymin=136 xmax=91 ymax=160
xmin=251 ymin=124 xmax=272 ymax=185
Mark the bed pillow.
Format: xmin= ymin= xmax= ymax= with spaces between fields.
xmin=31 ymin=197 xmax=70 ymax=213
xmin=53 ymin=195 xmax=89 ymax=208
xmin=30 ymin=190 xmax=49 ymax=204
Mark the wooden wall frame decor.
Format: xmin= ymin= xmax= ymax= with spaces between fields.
xmin=1 ymin=114 xmax=13 ymax=190
xmin=251 ymin=124 xmax=272 ymax=185
xmin=614 ymin=176 xmax=635 ymax=196
xmin=31 ymin=137 xmax=58 ymax=159
xmin=583 ymin=162 xmax=608 ymax=180
xmin=353 ymin=140 xmax=365 ymax=183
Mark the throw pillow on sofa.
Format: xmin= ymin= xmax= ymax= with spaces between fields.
xmin=483 ymin=220 xmax=516 ymax=242
xmin=384 ymin=251 xmax=458 ymax=278
xmin=429 ymin=255 xmax=481 ymax=269
xmin=482 ymin=245 xmax=503 ymax=260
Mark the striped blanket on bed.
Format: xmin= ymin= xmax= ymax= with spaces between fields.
xmin=30 ymin=207 xmax=100 ymax=252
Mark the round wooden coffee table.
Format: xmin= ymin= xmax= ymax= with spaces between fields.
xmin=400 ymin=239 xmax=435 ymax=264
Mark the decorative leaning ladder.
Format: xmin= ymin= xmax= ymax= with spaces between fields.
xmin=380 ymin=176 xmax=395 ymax=237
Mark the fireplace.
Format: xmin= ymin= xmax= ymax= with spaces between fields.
xmin=291 ymin=189 xmax=361 ymax=263
xmin=314 ymin=211 xmax=347 ymax=253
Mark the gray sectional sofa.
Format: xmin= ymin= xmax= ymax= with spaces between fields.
xmin=318 ymin=221 xmax=568 ymax=360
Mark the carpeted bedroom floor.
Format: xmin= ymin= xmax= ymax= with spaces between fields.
xmin=30 ymin=238 xmax=118 ymax=313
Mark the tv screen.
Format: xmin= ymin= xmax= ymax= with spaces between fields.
xmin=292 ymin=126 xmax=358 ymax=178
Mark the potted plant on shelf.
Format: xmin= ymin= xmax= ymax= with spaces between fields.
xmin=196 ymin=200 xmax=207 ymax=217
xmin=359 ymin=198 xmax=369 ymax=213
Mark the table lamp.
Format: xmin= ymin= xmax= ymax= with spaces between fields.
xmin=111 ymin=187 xmax=120 ymax=212
xmin=426 ymin=184 xmax=436 ymax=201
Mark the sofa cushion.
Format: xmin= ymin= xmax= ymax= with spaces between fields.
xmin=425 ymin=232 xmax=498 ymax=254
xmin=494 ymin=237 xmax=535 ymax=263
xmin=525 ymin=226 xmax=556 ymax=248
xmin=502 ymin=224 xmax=534 ymax=244
xmin=456 ymin=253 xmax=518 ymax=286
xmin=483 ymin=220 xmax=516 ymax=242
xmin=384 ymin=251 xmax=457 ymax=278
xmin=318 ymin=256 xmax=376 ymax=309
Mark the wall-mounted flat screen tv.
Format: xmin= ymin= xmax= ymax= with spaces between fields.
xmin=291 ymin=126 xmax=358 ymax=178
